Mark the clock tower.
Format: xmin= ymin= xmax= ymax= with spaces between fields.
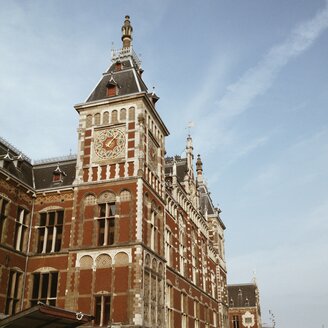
xmin=68 ymin=15 xmax=169 ymax=327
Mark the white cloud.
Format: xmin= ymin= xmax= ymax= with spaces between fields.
xmin=218 ymin=0 xmax=328 ymax=119
xmin=193 ymin=0 xmax=328 ymax=152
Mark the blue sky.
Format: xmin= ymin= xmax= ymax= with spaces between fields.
xmin=1 ymin=1 xmax=328 ymax=327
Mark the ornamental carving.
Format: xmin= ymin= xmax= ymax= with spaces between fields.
xmin=35 ymin=193 xmax=73 ymax=205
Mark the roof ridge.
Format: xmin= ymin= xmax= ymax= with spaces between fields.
xmin=0 ymin=136 xmax=32 ymax=163
xmin=34 ymin=154 xmax=77 ymax=165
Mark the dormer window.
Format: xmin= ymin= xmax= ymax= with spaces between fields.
xmin=106 ymin=75 xmax=119 ymax=97
xmin=13 ymin=154 xmax=24 ymax=170
xmin=52 ymin=164 xmax=66 ymax=183
xmin=115 ymin=61 xmax=122 ymax=71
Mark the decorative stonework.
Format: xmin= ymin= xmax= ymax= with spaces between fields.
xmin=75 ymin=248 xmax=131 ymax=269
xmin=136 ymin=178 xmax=143 ymax=240
xmin=242 ymin=311 xmax=255 ymax=328
xmin=35 ymin=193 xmax=73 ymax=205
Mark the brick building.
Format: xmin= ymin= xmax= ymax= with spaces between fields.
xmin=227 ymin=283 xmax=262 ymax=328
xmin=0 ymin=16 xmax=228 ymax=327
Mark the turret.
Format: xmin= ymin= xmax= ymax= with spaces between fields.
xmin=121 ymin=15 xmax=133 ymax=48
xmin=196 ymin=154 xmax=203 ymax=184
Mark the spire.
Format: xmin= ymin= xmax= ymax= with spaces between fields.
xmin=121 ymin=15 xmax=133 ymax=48
xmin=196 ymin=154 xmax=203 ymax=184
xmin=186 ymin=135 xmax=194 ymax=179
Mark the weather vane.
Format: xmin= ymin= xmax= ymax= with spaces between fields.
xmin=186 ymin=121 xmax=194 ymax=135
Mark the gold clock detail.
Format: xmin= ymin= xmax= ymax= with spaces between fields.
xmin=94 ymin=127 xmax=126 ymax=160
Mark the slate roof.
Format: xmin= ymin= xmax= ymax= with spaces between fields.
xmin=198 ymin=185 xmax=215 ymax=215
xmin=0 ymin=138 xmax=34 ymax=187
xmin=34 ymin=158 xmax=76 ymax=190
xmin=0 ymin=137 xmax=77 ymax=190
xmin=86 ymin=58 xmax=148 ymax=103
xmin=165 ymin=156 xmax=188 ymax=183
xmin=228 ymin=284 xmax=258 ymax=308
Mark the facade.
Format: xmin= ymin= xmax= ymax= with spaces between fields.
xmin=227 ymin=283 xmax=262 ymax=328
xmin=0 ymin=16 xmax=228 ymax=327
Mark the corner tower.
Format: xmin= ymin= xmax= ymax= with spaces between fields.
xmin=68 ymin=16 xmax=169 ymax=327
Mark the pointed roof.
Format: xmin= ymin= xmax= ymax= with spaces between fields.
xmin=86 ymin=59 xmax=148 ymax=103
xmin=86 ymin=16 xmax=148 ymax=103
xmin=228 ymin=283 xmax=259 ymax=308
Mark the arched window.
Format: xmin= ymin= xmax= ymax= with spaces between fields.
xmin=37 ymin=209 xmax=64 ymax=253
xmin=120 ymin=108 xmax=126 ymax=121
xmin=103 ymin=111 xmax=109 ymax=124
xmin=30 ymin=270 xmax=58 ymax=306
xmin=111 ymin=110 xmax=118 ymax=124
xmin=120 ymin=190 xmax=131 ymax=201
xmin=86 ymin=114 xmax=92 ymax=128
xmin=97 ymin=192 xmax=116 ymax=246
xmin=128 ymin=107 xmax=135 ymax=121
xmin=5 ymin=269 xmax=23 ymax=315
xmin=0 ymin=195 xmax=9 ymax=242
xmin=94 ymin=113 xmax=100 ymax=125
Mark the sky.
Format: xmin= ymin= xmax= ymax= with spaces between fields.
xmin=0 ymin=1 xmax=328 ymax=327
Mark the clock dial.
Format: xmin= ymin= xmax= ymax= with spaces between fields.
xmin=94 ymin=127 xmax=126 ymax=160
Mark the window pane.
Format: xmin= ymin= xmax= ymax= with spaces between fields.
xmin=40 ymin=213 xmax=47 ymax=226
xmin=57 ymin=211 xmax=64 ymax=224
xmin=14 ymin=273 xmax=21 ymax=298
xmin=41 ymin=274 xmax=49 ymax=299
xmin=109 ymin=204 xmax=116 ymax=216
xmin=55 ymin=226 xmax=62 ymax=252
xmin=38 ymin=228 xmax=45 ymax=253
xmin=109 ymin=218 xmax=115 ymax=245
xmin=104 ymin=296 xmax=111 ymax=325
xmin=32 ymin=274 xmax=40 ymax=299
xmin=95 ymin=296 xmax=101 ymax=325
xmin=49 ymin=212 xmax=55 ymax=226
xmin=99 ymin=204 xmax=106 ymax=217
xmin=98 ymin=220 xmax=105 ymax=246
xmin=46 ymin=227 xmax=54 ymax=253
xmin=50 ymin=272 xmax=58 ymax=298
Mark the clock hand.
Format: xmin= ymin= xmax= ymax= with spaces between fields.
xmin=105 ymin=137 xmax=115 ymax=149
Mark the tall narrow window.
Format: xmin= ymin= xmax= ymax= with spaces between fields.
xmin=165 ymin=229 xmax=172 ymax=266
xmin=178 ymin=215 xmax=186 ymax=276
xmin=14 ymin=208 xmax=29 ymax=251
xmin=211 ymin=272 xmax=216 ymax=298
xmin=120 ymin=108 xmax=126 ymax=121
xmin=194 ymin=300 xmax=200 ymax=328
xmin=166 ymin=284 xmax=173 ymax=328
xmin=0 ymin=196 xmax=9 ymax=241
xmin=111 ymin=110 xmax=118 ymax=123
xmin=181 ymin=293 xmax=188 ymax=328
xmin=94 ymin=295 xmax=111 ymax=326
xmin=149 ymin=208 xmax=158 ymax=251
xmin=201 ymin=239 xmax=207 ymax=291
xmin=232 ymin=315 xmax=240 ymax=328
xmin=30 ymin=271 xmax=58 ymax=306
xmin=37 ymin=210 xmax=64 ymax=253
xmin=5 ymin=270 xmax=22 ymax=315
xmin=191 ymin=231 xmax=197 ymax=284
xmin=97 ymin=202 xmax=116 ymax=246
xmin=103 ymin=111 xmax=109 ymax=125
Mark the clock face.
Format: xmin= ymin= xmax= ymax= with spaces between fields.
xmin=94 ymin=127 xmax=126 ymax=160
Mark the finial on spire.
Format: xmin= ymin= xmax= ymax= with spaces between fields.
xmin=122 ymin=15 xmax=133 ymax=48
xmin=196 ymin=154 xmax=203 ymax=172
xmin=196 ymin=154 xmax=203 ymax=184
xmin=186 ymin=121 xmax=194 ymax=136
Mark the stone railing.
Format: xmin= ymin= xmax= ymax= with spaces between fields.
xmin=111 ymin=46 xmax=141 ymax=68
